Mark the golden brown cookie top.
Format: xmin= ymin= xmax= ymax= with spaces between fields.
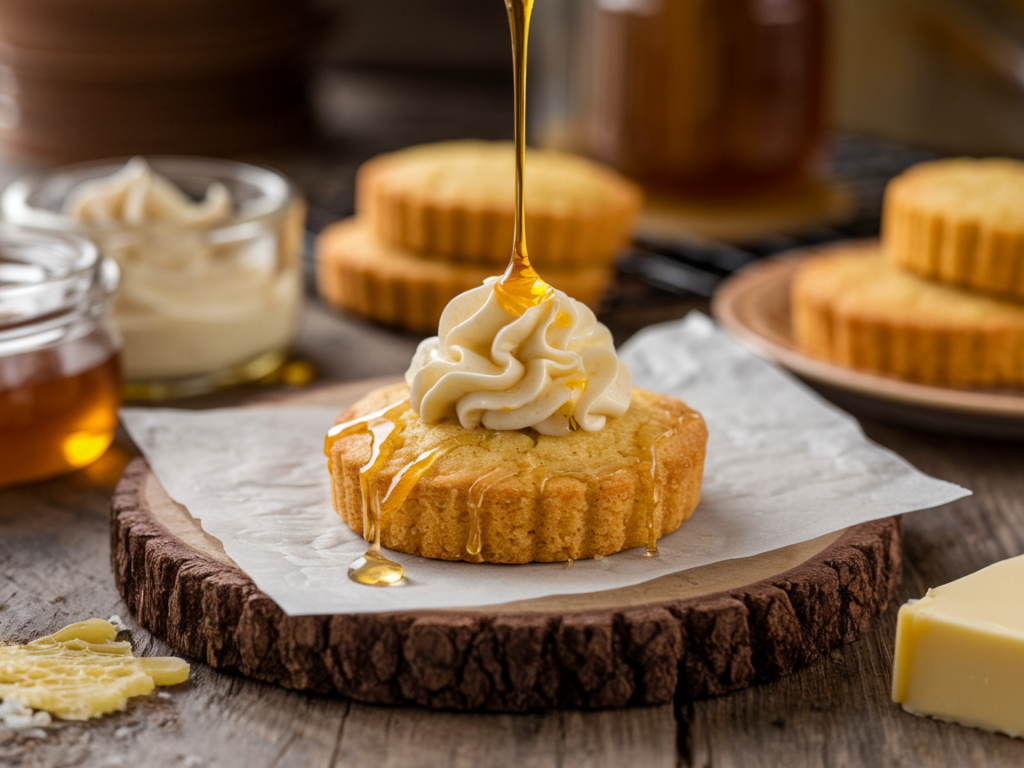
xmin=358 ymin=140 xmax=641 ymax=217
xmin=886 ymin=158 xmax=1024 ymax=226
xmin=334 ymin=382 xmax=705 ymax=484
xmin=794 ymin=243 xmax=1024 ymax=328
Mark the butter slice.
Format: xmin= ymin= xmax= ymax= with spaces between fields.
xmin=892 ymin=555 xmax=1024 ymax=737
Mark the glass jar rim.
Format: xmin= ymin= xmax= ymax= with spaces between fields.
xmin=0 ymin=155 xmax=296 ymax=236
xmin=0 ymin=222 xmax=101 ymax=293
xmin=0 ymin=222 xmax=118 ymax=342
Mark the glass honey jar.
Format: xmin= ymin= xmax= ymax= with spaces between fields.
xmin=0 ymin=226 xmax=122 ymax=488
xmin=535 ymin=0 xmax=828 ymax=200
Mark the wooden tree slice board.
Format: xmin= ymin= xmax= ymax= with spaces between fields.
xmin=111 ymin=380 xmax=902 ymax=712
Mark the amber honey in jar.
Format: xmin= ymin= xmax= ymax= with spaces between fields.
xmin=538 ymin=0 xmax=827 ymax=200
xmin=0 ymin=227 xmax=122 ymax=488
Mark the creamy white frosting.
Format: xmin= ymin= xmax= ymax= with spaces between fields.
xmin=56 ymin=158 xmax=300 ymax=380
xmin=406 ymin=279 xmax=632 ymax=436
xmin=64 ymin=157 xmax=231 ymax=227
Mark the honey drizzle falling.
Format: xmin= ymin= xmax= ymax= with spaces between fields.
xmin=643 ymin=418 xmax=686 ymax=558
xmin=493 ymin=0 xmax=554 ymax=317
xmin=328 ymin=0 xmax=667 ymax=580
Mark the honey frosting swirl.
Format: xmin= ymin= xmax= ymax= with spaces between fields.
xmin=405 ymin=279 xmax=632 ymax=436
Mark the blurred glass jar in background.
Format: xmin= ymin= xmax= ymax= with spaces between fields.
xmin=0 ymin=227 xmax=121 ymax=487
xmin=1 ymin=157 xmax=306 ymax=398
xmin=535 ymin=0 xmax=828 ymax=199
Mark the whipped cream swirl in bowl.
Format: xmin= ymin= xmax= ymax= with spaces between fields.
xmin=1 ymin=156 xmax=304 ymax=392
xmin=406 ymin=279 xmax=632 ymax=436
xmin=64 ymin=157 xmax=232 ymax=227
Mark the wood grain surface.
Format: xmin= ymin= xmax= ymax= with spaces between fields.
xmin=3 ymin=298 xmax=1024 ymax=767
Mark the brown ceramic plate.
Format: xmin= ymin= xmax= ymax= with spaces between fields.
xmin=711 ymin=243 xmax=1024 ymax=439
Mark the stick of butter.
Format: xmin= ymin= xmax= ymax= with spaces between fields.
xmin=892 ymin=555 xmax=1024 ymax=738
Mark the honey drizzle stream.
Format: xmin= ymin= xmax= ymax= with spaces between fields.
xmin=466 ymin=467 xmax=517 ymax=561
xmin=644 ymin=418 xmax=686 ymax=557
xmin=325 ymin=401 xmax=408 ymax=586
xmin=494 ymin=0 xmax=553 ymax=317
xmin=326 ymin=402 xmax=496 ymax=585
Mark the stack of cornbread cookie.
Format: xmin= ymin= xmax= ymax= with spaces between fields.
xmin=316 ymin=141 xmax=642 ymax=333
xmin=792 ymin=158 xmax=1024 ymax=387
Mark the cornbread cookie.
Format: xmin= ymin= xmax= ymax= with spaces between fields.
xmin=316 ymin=217 xmax=613 ymax=333
xmin=792 ymin=243 xmax=1024 ymax=387
xmin=327 ymin=383 xmax=707 ymax=563
xmin=884 ymin=158 xmax=1024 ymax=299
xmin=357 ymin=141 xmax=642 ymax=267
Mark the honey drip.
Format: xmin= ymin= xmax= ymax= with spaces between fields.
xmin=534 ymin=460 xmax=639 ymax=560
xmin=494 ymin=0 xmax=554 ymax=317
xmin=465 ymin=459 xmax=644 ymax=563
xmin=643 ymin=418 xmax=686 ymax=557
xmin=325 ymin=401 xmax=409 ymax=586
xmin=536 ymin=460 xmax=639 ymax=496
xmin=379 ymin=432 xmax=489 ymax=519
xmin=326 ymin=409 xmax=684 ymax=572
xmin=466 ymin=467 xmax=518 ymax=560
xmin=327 ymin=401 xmax=495 ymax=584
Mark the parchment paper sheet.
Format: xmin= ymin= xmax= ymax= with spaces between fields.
xmin=121 ymin=313 xmax=969 ymax=616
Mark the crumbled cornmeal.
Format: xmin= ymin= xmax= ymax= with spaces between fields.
xmin=0 ymin=619 xmax=189 ymax=722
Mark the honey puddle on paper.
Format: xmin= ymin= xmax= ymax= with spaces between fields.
xmin=0 ymin=619 xmax=188 ymax=723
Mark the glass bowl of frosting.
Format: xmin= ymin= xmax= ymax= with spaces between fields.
xmin=0 ymin=157 xmax=306 ymax=398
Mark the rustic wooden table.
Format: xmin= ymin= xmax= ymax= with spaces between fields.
xmin=3 ymin=294 xmax=1024 ymax=767
xmin=2 ymin=70 xmax=1024 ymax=768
